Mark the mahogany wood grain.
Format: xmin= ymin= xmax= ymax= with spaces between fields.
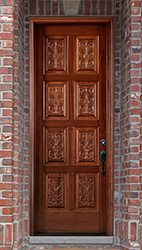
xmin=35 ymin=24 xmax=106 ymax=233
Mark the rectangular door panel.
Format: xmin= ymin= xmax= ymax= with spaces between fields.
xmin=43 ymin=127 xmax=69 ymax=166
xmin=43 ymin=211 xmax=100 ymax=231
xmin=44 ymin=35 xmax=69 ymax=74
xmin=43 ymin=81 xmax=69 ymax=120
xmin=75 ymin=127 xmax=99 ymax=166
xmin=75 ymin=173 xmax=99 ymax=210
xmin=74 ymin=81 xmax=99 ymax=120
xmin=75 ymin=36 xmax=99 ymax=74
xmin=44 ymin=173 xmax=68 ymax=210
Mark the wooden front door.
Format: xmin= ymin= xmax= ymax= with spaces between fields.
xmin=35 ymin=23 xmax=107 ymax=234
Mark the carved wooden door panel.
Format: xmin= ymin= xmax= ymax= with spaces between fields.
xmin=35 ymin=24 xmax=106 ymax=234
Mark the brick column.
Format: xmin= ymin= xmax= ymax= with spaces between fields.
xmin=0 ymin=0 xmax=25 ymax=249
xmin=120 ymin=0 xmax=142 ymax=249
xmin=0 ymin=0 xmax=14 ymax=248
xmin=0 ymin=0 xmax=141 ymax=249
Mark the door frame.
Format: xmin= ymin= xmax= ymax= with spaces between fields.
xmin=29 ymin=17 xmax=114 ymax=236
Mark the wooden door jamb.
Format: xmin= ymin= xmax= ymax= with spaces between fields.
xmin=29 ymin=17 xmax=114 ymax=236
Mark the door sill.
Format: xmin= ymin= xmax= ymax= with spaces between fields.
xmin=29 ymin=236 xmax=113 ymax=245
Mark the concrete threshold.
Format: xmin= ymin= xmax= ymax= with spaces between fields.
xmin=29 ymin=236 xmax=114 ymax=245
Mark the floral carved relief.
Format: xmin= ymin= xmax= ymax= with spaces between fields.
xmin=77 ymin=39 xmax=96 ymax=71
xmin=48 ymin=176 xmax=64 ymax=208
xmin=47 ymin=130 xmax=64 ymax=162
xmin=78 ymin=84 xmax=96 ymax=116
xmin=48 ymin=38 xmax=65 ymax=70
xmin=78 ymin=176 xmax=95 ymax=207
xmin=78 ymin=130 xmax=95 ymax=162
xmin=48 ymin=85 xmax=64 ymax=116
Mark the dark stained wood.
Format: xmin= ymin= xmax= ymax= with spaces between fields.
xmin=105 ymin=19 xmax=114 ymax=236
xmin=30 ymin=17 xmax=114 ymax=236
xmin=29 ymin=19 xmax=35 ymax=236
xmin=30 ymin=17 xmax=113 ymax=24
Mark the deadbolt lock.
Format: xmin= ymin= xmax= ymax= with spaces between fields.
xmin=100 ymin=139 xmax=106 ymax=146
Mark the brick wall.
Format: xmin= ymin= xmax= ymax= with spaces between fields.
xmin=140 ymin=0 xmax=142 ymax=247
xmin=0 ymin=0 xmax=142 ymax=249
xmin=113 ymin=0 xmax=121 ymax=247
xmin=0 ymin=0 xmax=25 ymax=249
xmin=120 ymin=0 xmax=142 ymax=249
xmin=13 ymin=0 xmax=25 ymax=249
xmin=29 ymin=0 xmax=115 ymax=16
xmin=0 ymin=0 xmax=14 ymax=248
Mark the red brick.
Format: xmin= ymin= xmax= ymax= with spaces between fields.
xmin=38 ymin=0 xmax=44 ymax=14
xmin=132 ymin=62 xmax=141 ymax=68
xmin=45 ymin=0 xmax=51 ymax=15
xmin=2 ymin=191 xmax=12 ymax=198
xmin=0 ymin=134 xmax=12 ymax=141
xmin=2 ymin=142 xmax=13 ymax=149
xmin=130 ymin=222 xmax=137 ymax=240
xmin=2 ymin=159 xmax=12 ymax=165
xmin=0 ymin=101 xmax=13 ymax=108
xmin=131 ymin=39 xmax=140 ymax=46
xmin=3 ymin=41 xmax=13 ymax=48
xmin=5 ymin=224 xmax=12 ymax=245
xmin=0 ymin=199 xmax=12 ymax=206
xmin=131 ymin=85 xmax=140 ymax=92
xmin=131 ymin=16 xmax=141 ymax=22
xmin=0 ymin=15 xmax=13 ymax=23
xmin=131 ymin=70 xmax=140 ymax=76
xmin=24 ymin=220 xmax=28 ymax=236
xmin=0 ymin=183 xmax=12 ymax=189
xmin=129 ymin=176 xmax=139 ymax=183
xmin=3 ymin=6 xmax=13 ymax=14
xmin=131 ymin=24 xmax=140 ymax=30
xmin=85 ymin=0 xmax=90 ymax=15
xmin=3 ymin=75 xmax=13 ymax=82
xmin=2 ymin=207 xmax=12 ymax=214
xmin=128 ymin=207 xmax=138 ymax=213
xmin=0 ymin=49 xmax=13 ymax=57
xmin=131 ymin=100 xmax=140 ymax=107
xmin=2 ymin=92 xmax=13 ymax=99
xmin=0 ymin=151 xmax=12 ymax=157
xmin=13 ymin=223 xmax=17 ymax=242
xmin=30 ymin=0 xmax=36 ymax=14
xmin=131 ymin=54 xmax=140 ymax=60
xmin=3 ymin=109 xmax=13 ymax=116
xmin=131 ymin=8 xmax=140 ymax=15
xmin=0 ymin=33 xmax=13 ymax=40
xmin=100 ymin=0 xmax=105 ymax=15
xmin=0 ymin=67 xmax=12 ymax=74
xmin=8 ymin=0 xmax=14 ymax=5
xmin=0 ymin=225 xmax=3 ymax=244
xmin=131 ymin=1 xmax=142 ymax=7
xmin=52 ymin=0 xmax=58 ymax=15
xmin=3 ymin=24 xmax=13 ymax=32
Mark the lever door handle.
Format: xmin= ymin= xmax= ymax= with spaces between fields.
xmin=100 ymin=151 xmax=106 ymax=176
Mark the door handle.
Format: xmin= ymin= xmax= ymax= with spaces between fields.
xmin=100 ymin=151 xmax=106 ymax=176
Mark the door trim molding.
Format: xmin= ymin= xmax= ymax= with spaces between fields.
xmin=30 ymin=17 xmax=114 ymax=236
